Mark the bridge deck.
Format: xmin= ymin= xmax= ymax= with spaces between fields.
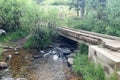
xmin=58 ymin=27 xmax=120 ymax=51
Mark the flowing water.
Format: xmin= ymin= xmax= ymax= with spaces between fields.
xmin=0 ymin=36 xmax=82 ymax=80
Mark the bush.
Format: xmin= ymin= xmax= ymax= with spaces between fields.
xmin=67 ymin=0 xmax=120 ymax=37
xmin=23 ymin=26 xmax=53 ymax=50
xmin=0 ymin=0 xmax=24 ymax=31
xmin=0 ymin=0 xmax=59 ymax=46
xmin=22 ymin=3 xmax=60 ymax=50
xmin=0 ymin=0 xmax=42 ymax=32
xmin=68 ymin=16 xmax=120 ymax=37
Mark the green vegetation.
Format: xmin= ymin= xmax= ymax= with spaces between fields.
xmin=0 ymin=0 xmax=119 ymax=79
xmin=0 ymin=0 xmax=37 ymax=32
xmin=108 ymin=72 xmax=118 ymax=80
xmin=79 ymin=43 xmax=88 ymax=55
xmin=0 ymin=0 xmax=59 ymax=47
xmin=24 ymin=26 xmax=53 ymax=50
xmin=0 ymin=48 xmax=3 ymax=61
xmin=73 ymin=53 xmax=105 ymax=80
xmin=41 ymin=0 xmax=69 ymax=5
xmin=73 ymin=44 xmax=105 ymax=80
xmin=0 ymin=30 xmax=28 ymax=43
xmin=69 ymin=0 xmax=85 ymax=17
xmin=68 ymin=0 xmax=120 ymax=37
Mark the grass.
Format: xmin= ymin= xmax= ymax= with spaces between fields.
xmin=108 ymin=72 xmax=118 ymax=80
xmin=0 ymin=48 xmax=3 ymax=61
xmin=73 ymin=53 xmax=105 ymax=80
xmin=73 ymin=44 xmax=118 ymax=80
xmin=0 ymin=30 xmax=28 ymax=43
xmin=0 ymin=30 xmax=28 ymax=53
xmin=73 ymin=44 xmax=105 ymax=80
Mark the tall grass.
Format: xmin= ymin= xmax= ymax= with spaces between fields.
xmin=73 ymin=53 xmax=105 ymax=80
xmin=108 ymin=72 xmax=118 ymax=80
xmin=73 ymin=44 xmax=105 ymax=80
xmin=0 ymin=30 xmax=27 ymax=42
xmin=0 ymin=48 xmax=3 ymax=61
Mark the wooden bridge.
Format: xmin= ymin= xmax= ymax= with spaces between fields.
xmin=58 ymin=27 xmax=120 ymax=79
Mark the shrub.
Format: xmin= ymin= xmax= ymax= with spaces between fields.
xmin=0 ymin=0 xmax=24 ymax=31
xmin=0 ymin=0 xmax=42 ymax=32
xmin=0 ymin=0 xmax=59 ymax=45
xmin=23 ymin=26 xmax=53 ymax=50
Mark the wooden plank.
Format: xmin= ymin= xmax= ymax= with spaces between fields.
xmin=60 ymin=27 xmax=120 ymax=40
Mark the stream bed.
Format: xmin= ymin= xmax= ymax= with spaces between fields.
xmin=0 ymin=36 xmax=82 ymax=80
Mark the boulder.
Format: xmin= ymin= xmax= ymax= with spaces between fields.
xmin=67 ymin=54 xmax=74 ymax=58
xmin=0 ymin=29 xmax=6 ymax=35
xmin=51 ymin=50 xmax=57 ymax=55
xmin=3 ymin=68 xmax=9 ymax=72
xmin=43 ymin=53 xmax=50 ymax=58
xmin=54 ymin=47 xmax=62 ymax=52
xmin=33 ymin=55 xmax=43 ymax=59
xmin=67 ymin=58 xmax=74 ymax=65
xmin=47 ymin=45 xmax=54 ymax=48
xmin=0 ymin=62 xmax=8 ymax=69
xmin=62 ymin=49 xmax=72 ymax=55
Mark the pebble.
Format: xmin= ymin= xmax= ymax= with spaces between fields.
xmin=53 ymin=55 xmax=58 ymax=61
xmin=0 ymin=62 xmax=8 ymax=69
xmin=14 ymin=52 xmax=19 ymax=55
xmin=3 ymin=69 xmax=9 ymax=72
xmin=16 ymin=78 xmax=28 ymax=80
xmin=40 ymin=50 xmax=45 ymax=54
xmin=5 ymin=55 xmax=12 ymax=61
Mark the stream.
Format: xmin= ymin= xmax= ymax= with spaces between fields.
xmin=0 ymin=36 xmax=82 ymax=80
